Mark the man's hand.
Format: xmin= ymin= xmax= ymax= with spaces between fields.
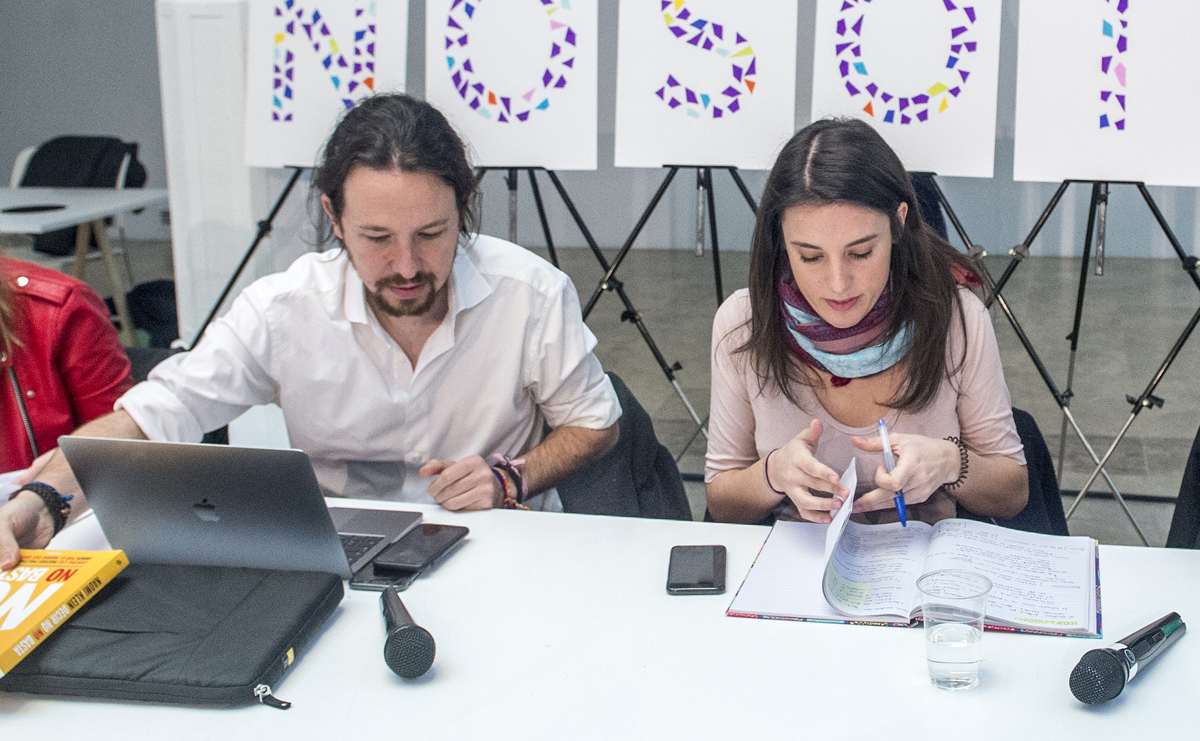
xmin=420 ymin=456 xmax=502 ymax=511
xmin=0 ymin=491 xmax=56 ymax=570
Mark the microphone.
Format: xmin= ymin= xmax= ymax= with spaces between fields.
xmin=381 ymin=586 xmax=436 ymax=678
xmin=1069 ymin=612 xmax=1186 ymax=704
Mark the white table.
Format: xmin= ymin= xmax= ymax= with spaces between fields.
xmin=0 ymin=187 xmax=169 ymax=345
xmin=3 ymin=502 xmax=1199 ymax=740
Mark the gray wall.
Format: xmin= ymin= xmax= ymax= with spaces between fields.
xmin=2 ymin=0 xmax=1198 ymax=258
xmin=0 ymin=0 xmax=170 ymax=239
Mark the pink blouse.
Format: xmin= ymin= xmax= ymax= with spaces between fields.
xmin=706 ymin=287 xmax=1025 ymax=523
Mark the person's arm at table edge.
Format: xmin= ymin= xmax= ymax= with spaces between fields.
xmin=423 ymin=423 xmax=618 ymax=510
xmin=0 ymin=409 xmax=147 ymax=569
xmin=706 ymin=462 xmax=782 ymax=524
xmin=520 ymin=422 xmax=618 ymax=496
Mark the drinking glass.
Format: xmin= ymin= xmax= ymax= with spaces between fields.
xmin=916 ymin=569 xmax=992 ymax=690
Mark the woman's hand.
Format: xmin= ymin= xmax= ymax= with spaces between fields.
xmin=769 ymin=420 xmax=852 ymax=524
xmin=12 ymin=449 xmax=56 ymax=487
xmin=850 ymin=433 xmax=959 ymax=513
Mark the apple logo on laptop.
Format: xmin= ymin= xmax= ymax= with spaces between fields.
xmin=193 ymin=498 xmax=220 ymax=523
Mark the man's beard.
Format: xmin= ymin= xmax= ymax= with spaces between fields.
xmin=365 ymin=272 xmax=440 ymax=317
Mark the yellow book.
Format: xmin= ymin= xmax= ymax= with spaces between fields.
xmin=0 ymin=550 xmax=127 ymax=676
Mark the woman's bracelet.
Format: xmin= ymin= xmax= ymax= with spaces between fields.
xmin=9 ymin=481 xmax=73 ymax=536
xmin=943 ymin=436 xmax=969 ymax=491
xmin=763 ymin=449 xmax=786 ymax=497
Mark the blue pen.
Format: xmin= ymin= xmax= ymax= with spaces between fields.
xmin=877 ymin=419 xmax=907 ymax=527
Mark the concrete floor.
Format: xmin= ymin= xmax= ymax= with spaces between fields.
xmin=8 ymin=234 xmax=1193 ymax=547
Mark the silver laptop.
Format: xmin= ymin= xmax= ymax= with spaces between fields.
xmin=58 ymin=437 xmax=421 ymax=580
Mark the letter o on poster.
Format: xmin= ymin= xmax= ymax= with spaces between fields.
xmin=424 ymin=0 xmax=599 ymax=170
xmin=809 ymin=0 xmax=1003 ymax=179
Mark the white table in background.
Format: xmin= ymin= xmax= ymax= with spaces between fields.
xmin=0 ymin=187 xmax=169 ymax=345
xmin=3 ymin=502 xmax=1198 ymax=740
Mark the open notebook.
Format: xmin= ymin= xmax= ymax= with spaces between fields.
xmin=726 ymin=460 xmax=1101 ymax=637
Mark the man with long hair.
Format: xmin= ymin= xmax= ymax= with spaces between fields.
xmin=0 ymin=95 xmax=619 ymax=567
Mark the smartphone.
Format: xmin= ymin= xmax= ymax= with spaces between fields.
xmin=373 ymin=523 xmax=469 ymax=572
xmin=666 ymin=545 xmax=727 ymax=595
xmin=349 ymin=524 xmax=469 ymax=592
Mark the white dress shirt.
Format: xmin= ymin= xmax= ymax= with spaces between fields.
xmin=117 ymin=235 xmax=621 ymax=510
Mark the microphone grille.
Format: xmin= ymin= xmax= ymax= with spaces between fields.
xmin=384 ymin=625 xmax=436 ymax=679
xmin=1069 ymin=649 xmax=1126 ymax=704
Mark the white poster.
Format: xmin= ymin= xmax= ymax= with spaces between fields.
xmin=244 ymin=0 xmax=409 ymax=169
xmin=424 ymin=0 xmax=598 ymax=170
xmin=809 ymin=0 xmax=1002 ymax=179
xmin=1013 ymin=1 xmax=1200 ymax=187
xmin=613 ymin=0 xmax=798 ymax=170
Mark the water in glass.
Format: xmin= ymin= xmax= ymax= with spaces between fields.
xmin=925 ymin=621 xmax=982 ymax=690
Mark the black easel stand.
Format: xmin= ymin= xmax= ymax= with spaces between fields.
xmin=928 ymin=175 xmax=1200 ymax=546
xmin=584 ymin=165 xmax=757 ymax=317
xmin=477 ymin=166 xmax=713 ymax=439
xmin=475 ymin=167 xmax=560 ymax=268
xmin=189 ymin=166 xmax=306 ymax=350
xmin=581 ymin=165 xmax=759 ymax=445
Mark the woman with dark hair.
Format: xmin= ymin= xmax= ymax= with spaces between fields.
xmin=1 ymin=254 xmax=133 ymax=473
xmin=705 ymin=119 xmax=1027 ymax=525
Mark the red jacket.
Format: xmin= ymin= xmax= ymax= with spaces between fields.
xmin=1 ymin=258 xmax=133 ymax=471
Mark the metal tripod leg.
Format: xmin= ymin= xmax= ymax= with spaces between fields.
xmin=927 ymin=177 xmax=1127 ymax=509
xmin=1063 ymin=184 xmax=1200 ymax=543
xmin=542 ymin=169 xmax=707 ymax=438
xmin=695 ymin=169 xmax=705 ymax=257
xmin=526 ymin=169 xmax=558 ymax=268
xmin=506 ymin=168 xmax=518 ymax=243
xmin=705 ymin=166 xmax=724 ymax=306
xmin=582 ymin=167 xmax=678 ymax=318
xmin=986 ymin=181 xmax=1072 ymax=305
xmin=1057 ymin=184 xmax=1101 ymax=482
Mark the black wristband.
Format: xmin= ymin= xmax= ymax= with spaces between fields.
xmin=943 ymin=436 xmax=969 ymax=491
xmin=10 ymin=482 xmax=73 ymax=536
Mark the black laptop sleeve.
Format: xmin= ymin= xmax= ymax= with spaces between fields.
xmin=0 ymin=564 xmax=343 ymax=708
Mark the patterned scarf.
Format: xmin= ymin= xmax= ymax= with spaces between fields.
xmin=778 ymin=265 xmax=913 ymax=387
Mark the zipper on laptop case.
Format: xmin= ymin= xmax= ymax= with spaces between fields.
xmin=253 ymin=684 xmax=292 ymax=710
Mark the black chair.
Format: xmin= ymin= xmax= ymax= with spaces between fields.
xmin=957 ymin=407 xmax=1069 ymax=536
xmin=557 ymin=373 xmax=691 ymax=520
xmin=124 ymin=347 xmax=228 ymax=445
xmin=15 ymin=136 xmax=147 ymax=257
xmin=1165 ymin=424 xmax=1200 ymax=548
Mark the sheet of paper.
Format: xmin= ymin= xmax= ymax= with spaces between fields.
xmin=244 ymin=0 xmax=410 ymax=168
xmin=613 ymin=0 xmax=799 ymax=169
xmin=425 ymin=0 xmax=599 ymax=169
xmin=823 ymin=520 xmax=931 ymax=617
xmin=726 ymin=460 xmax=857 ymax=621
xmin=0 ymin=471 xmax=19 ymax=500
xmin=809 ymin=0 xmax=1003 ymax=178
xmin=921 ymin=519 xmax=1096 ymax=632
xmin=822 ymin=460 xmax=858 ymax=564
xmin=725 ymin=520 xmax=844 ymax=621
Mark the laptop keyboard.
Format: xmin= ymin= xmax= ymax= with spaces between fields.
xmin=340 ymin=533 xmax=385 ymax=564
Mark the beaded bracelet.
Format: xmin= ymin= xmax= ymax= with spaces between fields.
xmin=943 ymin=436 xmax=969 ymax=491
xmin=490 ymin=467 xmax=529 ymax=511
xmin=489 ymin=454 xmax=529 ymax=502
xmin=9 ymin=481 xmax=73 ymax=536
xmin=763 ymin=448 xmax=786 ymax=497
